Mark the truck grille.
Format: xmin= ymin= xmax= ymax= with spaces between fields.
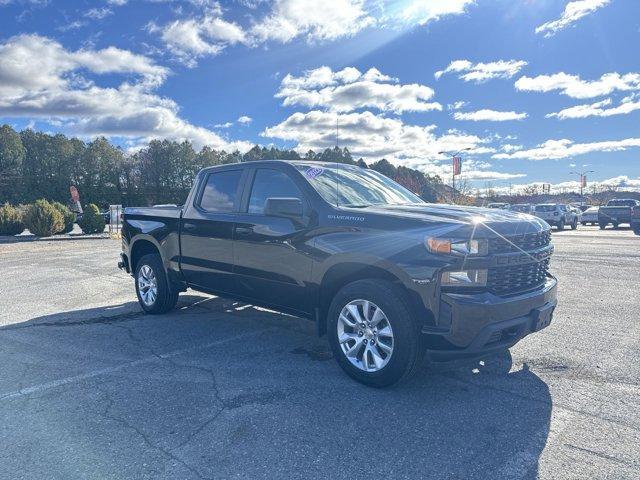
xmin=489 ymin=230 xmax=551 ymax=254
xmin=488 ymin=258 xmax=550 ymax=296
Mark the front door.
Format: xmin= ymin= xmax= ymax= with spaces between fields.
xmin=180 ymin=168 xmax=245 ymax=294
xmin=233 ymin=167 xmax=313 ymax=315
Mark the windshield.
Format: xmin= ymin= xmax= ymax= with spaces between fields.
xmin=535 ymin=205 xmax=556 ymax=212
xmin=295 ymin=164 xmax=424 ymax=207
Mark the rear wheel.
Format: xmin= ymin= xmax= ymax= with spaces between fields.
xmin=135 ymin=253 xmax=179 ymax=314
xmin=327 ymin=279 xmax=425 ymax=387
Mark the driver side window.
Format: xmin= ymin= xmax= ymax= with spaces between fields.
xmin=248 ymin=169 xmax=303 ymax=214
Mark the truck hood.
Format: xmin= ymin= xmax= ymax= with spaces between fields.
xmin=350 ymin=203 xmax=549 ymax=236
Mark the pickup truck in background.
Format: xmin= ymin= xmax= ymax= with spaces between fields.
xmin=119 ymin=160 xmax=557 ymax=387
xmin=631 ymin=207 xmax=640 ymax=235
xmin=598 ymin=199 xmax=640 ymax=229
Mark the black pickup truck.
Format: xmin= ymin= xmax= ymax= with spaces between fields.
xmin=119 ymin=160 xmax=557 ymax=386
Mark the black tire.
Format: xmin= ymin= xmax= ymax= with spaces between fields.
xmin=327 ymin=279 xmax=425 ymax=387
xmin=599 ymin=222 xmax=607 ymax=230
xmin=571 ymin=219 xmax=578 ymax=230
xmin=557 ymin=219 xmax=565 ymax=230
xmin=581 ymin=222 xmax=587 ymax=226
xmin=134 ymin=253 xmax=179 ymax=314
xmin=613 ymin=223 xmax=620 ymax=229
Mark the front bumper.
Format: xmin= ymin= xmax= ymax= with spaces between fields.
xmin=425 ymin=276 xmax=557 ymax=360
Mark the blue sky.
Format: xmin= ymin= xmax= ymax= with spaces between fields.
xmin=0 ymin=0 xmax=639 ymax=193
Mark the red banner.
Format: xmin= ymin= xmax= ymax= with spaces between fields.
xmin=453 ymin=157 xmax=461 ymax=176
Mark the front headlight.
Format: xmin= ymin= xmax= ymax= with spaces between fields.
xmin=426 ymin=238 xmax=488 ymax=256
xmin=441 ymin=269 xmax=488 ymax=287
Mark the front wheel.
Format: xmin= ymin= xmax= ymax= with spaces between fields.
xmin=135 ymin=253 xmax=179 ymax=314
xmin=557 ymin=219 xmax=565 ymax=230
xmin=327 ymin=279 xmax=425 ymax=387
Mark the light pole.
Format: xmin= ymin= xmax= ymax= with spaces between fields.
xmin=439 ymin=148 xmax=471 ymax=204
xmin=570 ymin=170 xmax=594 ymax=200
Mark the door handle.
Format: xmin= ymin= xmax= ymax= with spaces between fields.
xmin=183 ymin=223 xmax=196 ymax=232
xmin=235 ymin=226 xmax=253 ymax=235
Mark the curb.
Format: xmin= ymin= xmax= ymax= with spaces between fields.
xmin=0 ymin=234 xmax=112 ymax=244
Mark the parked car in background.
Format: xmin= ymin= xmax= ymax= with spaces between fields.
xmin=580 ymin=206 xmax=599 ymax=226
xmin=510 ymin=203 xmax=534 ymax=214
xmin=598 ymin=199 xmax=640 ymax=229
xmin=534 ymin=204 xmax=578 ymax=230
xmin=487 ymin=202 xmax=510 ymax=209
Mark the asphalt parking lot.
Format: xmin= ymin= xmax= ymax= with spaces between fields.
xmin=0 ymin=226 xmax=639 ymax=480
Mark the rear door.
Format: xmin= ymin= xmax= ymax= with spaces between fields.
xmin=180 ymin=167 xmax=246 ymax=294
xmin=232 ymin=166 xmax=314 ymax=315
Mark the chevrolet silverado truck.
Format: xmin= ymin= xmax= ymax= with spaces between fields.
xmin=118 ymin=160 xmax=557 ymax=387
xmin=598 ymin=198 xmax=640 ymax=229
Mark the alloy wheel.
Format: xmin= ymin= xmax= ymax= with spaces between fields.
xmin=337 ymin=299 xmax=394 ymax=372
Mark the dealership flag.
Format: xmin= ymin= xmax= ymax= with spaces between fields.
xmin=453 ymin=156 xmax=462 ymax=176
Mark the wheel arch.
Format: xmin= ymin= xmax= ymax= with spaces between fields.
xmin=316 ymin=261 xmax=431 ymax=337
xmin=130 ymin=237 xmax=162 ymax=272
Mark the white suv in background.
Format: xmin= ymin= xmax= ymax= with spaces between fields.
xmin=534 ymin=204 xmax=579 ymax=230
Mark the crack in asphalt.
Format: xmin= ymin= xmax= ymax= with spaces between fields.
xmin=438 ymin=369 xmax=640 ymax=434
xmin=95 ymin=384 xmax=212 ymax=480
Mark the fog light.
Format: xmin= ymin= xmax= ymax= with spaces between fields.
xmin=441 ymin=269 xmax=488 ymax=287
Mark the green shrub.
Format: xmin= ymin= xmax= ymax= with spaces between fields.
xmin=51 ymin=201 xmax=76 ymax=233
xmin=79 ymin=203 xmax=105 ymax=234
xmin=0 ymin=203 xmax=25 ymax=236
xmin=23 ymin=199 xmax=64 ymax=237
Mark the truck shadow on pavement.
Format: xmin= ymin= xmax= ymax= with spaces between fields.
xmin=0 ymin=295 xmax=552 ymax=480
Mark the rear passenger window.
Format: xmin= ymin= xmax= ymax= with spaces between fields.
xmin=199 ymin=170 xmax=242 ymax=213
xmin=248 ymin=169 xmax=303 ymax=214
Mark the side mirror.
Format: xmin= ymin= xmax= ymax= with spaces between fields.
xmin=264 ymin=197 xmax=303 ymax=220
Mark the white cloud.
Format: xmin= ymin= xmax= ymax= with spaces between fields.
xmin=453 ymin=109 xmax=528 ymax=121
xmin=535 ymin=0 xmax=610 ymax=37
xmin=237 ymin=115 xmax=253 ymax=124
xmin=276 ymin=66 xmax=441 ymax=114
xmin=500 ymin=144 xmax=523 ymax=153
xmin=148 ymin=1 xmax=476 ymax=65
xmin=435 ymin=59 xmax=527 ymax=83
xmin=262 ymin=110 xmax=487 ymax=164
xmin=493 ymin=138 xmax=640 ymax=161
xmin=494 ymin=176 xmax=640 ymax=196
xmin=85 ymin=7 xmax=113 ymax=20
xmin=461 ymin=171 xmax=526 ymax=181
xmin=214 ymin=122 xmax=233 ymax=128
xmin=396 ymin=0 xmax=475 ymax=26
xmin=250 ymin=0 xmax=373 ymax=43
xmin=108 ymin=0 xmax=128 ymax=5
xmin=546 ymin=96 xmax=640 ymax=119
xmin=148 ymin=15 xmax=247 ymax=67
xmin=447 ymin=100 xmax=468 ymax=111
xmin=0 ymin=34 xmax=250 ymax=151
xmin=515 ymin=72 xmax=640 ymax=99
